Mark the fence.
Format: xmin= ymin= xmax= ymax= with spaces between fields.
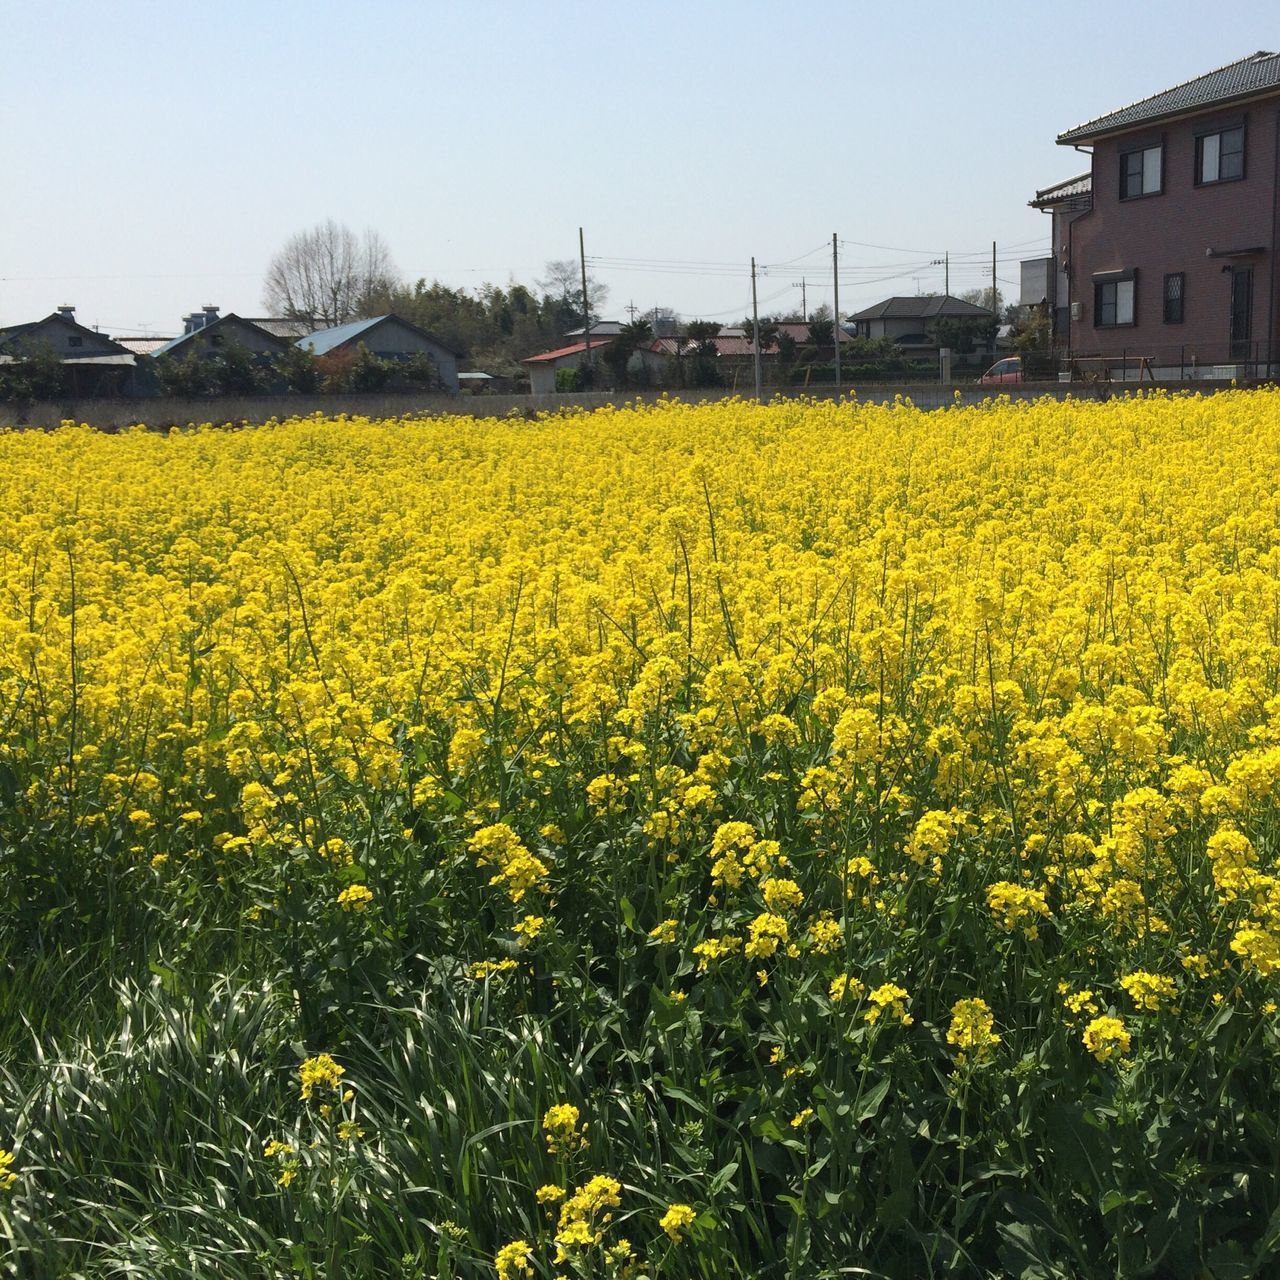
xmin=4 ymin=376 xmax=1272 ymax=432
xmin=1055 ymin=340 xmax=1278 ymax=384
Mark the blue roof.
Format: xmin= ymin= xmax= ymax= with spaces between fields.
xmin=297 ymin=316 xmax=388 ymax=355
xmin=147 ymin=330 xmax=197 ymax=359
xmin=297 ymin=314 xmax=463 ymax=358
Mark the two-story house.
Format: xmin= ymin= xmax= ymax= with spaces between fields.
xmin=1036 ymin=50 xmax=1280 ymax=377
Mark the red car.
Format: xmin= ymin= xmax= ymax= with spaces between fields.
xmin=979 ymin=356 xmax=1023 ymax=385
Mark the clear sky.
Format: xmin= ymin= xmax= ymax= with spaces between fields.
xmin=2 ymin=0 xmax=1275 ymax=336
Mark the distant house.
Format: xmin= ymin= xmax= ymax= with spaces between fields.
xmin=1033 ymin=50 xmax=1280 ymax=375
xmin=563 ymin=321 xmax=625 ymax=339
xmin=522 ymin=339 xmax=666 ymax=394
xmin=298 ymin=315 xmax=461 ymax=392
xmin=1022 ymin=174 xmax=1092 ymax=346
xmin=846 ymin=296 xmax=996 ymax=361
xmin=523 ymin=340 xmax=609 ymax=394
xmin=150 ymin=308 xmax=293 ymax=362
xmin=0 ymin=306 xmax=138 ymax=395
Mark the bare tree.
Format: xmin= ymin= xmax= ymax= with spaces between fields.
xmin=537 ymin=259 xmax=609 ymax=327
xmin=263 ymin=221 xmax=400 ymax=327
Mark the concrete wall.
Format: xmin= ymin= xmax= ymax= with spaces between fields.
xmin=0 ymin=379 xmax=1253 ymax=432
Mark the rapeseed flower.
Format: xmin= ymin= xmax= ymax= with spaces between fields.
xmin=543 ymin=1104 xmax=586 ymax=1155
xmin=1083 ymin=1016 xmax=1131 ymax=1063
xmin=299 ymin=1054 xmax=344 ymax=1101
xmin=660 ymin=1201 xmax=696 ymax=1241
xmin=865 ymin=983 xmax=912 ymax=1025
xmin=946 ymin=998 xmax=1001 ymax=1064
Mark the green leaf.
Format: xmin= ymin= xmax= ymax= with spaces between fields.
xmin=708 ymin=1161 xmax=740 ymax=1197
xmin=855 ymin=1076 xmax=890 ymax=1122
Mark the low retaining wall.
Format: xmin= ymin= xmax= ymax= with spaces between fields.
xmin=0 ymin=379 xmax=1266 ymax=431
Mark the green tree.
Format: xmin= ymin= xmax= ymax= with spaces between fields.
xmin=154 ymin=353 xmax=217 ymax=398
xmin=0 ymin=343 xmax=67 ymax=401
xmin=601 ymin=319 xmax=653 ymax=388
xmin=683 ymin=321 xmax=722 ymax=387
xmin=208 ymin=343 xmax=270 ymax=395
xmin=348 ymin=344 xmax=393 ymax=393
xmin=275 ymin=345 xmax=322 ymax=393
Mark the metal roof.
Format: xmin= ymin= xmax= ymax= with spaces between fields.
xmin=1058 ymin=51 xmax=1280 ymax=143
xmin=564 ymin=321 xmax=624 ymax=337
xmin=297 ymin=316 xmax=385 ymax=354
xmin=846 ymin=295 xmax=994 ymax=322
xmin=0 ymin=353 xmax=135 ymax=366
xmin=298 ymin=315 xmax=463 ymax=358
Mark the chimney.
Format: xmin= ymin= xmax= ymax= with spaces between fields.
xmin=56 ymin=304 xmax=75 ymax=322
xmin=183 ymin=305 xmax=220 ymax=335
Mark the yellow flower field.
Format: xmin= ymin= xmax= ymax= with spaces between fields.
xmin=3 ymin=391 xmax=1280 ymax=1277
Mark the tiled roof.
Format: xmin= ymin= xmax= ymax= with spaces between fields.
xmin=1058 ymin=51 xmax=1280 ymax=143
xmin=1029 ymin=172 xmax=1092 ymax=208
xmin=113 ymin=336 xmax=174 ymax=355
xmin=243 ymin=317 xmax=318 ymax=339
xmin=847 ymin=295 xmax=994 ymax=322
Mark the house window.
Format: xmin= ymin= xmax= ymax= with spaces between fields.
xmin=1120 ymin=145 xmax=1162 ymax=198
xmin=210 ymin=333 xmax=225 ymax=347
xmin=67 ymin=335 xmax=83 ymax=348
xmin=1163 ymin=273 xmax=1184 ymax=324
xmin=1095 ymin=274 xmax=1136 ymax=327
xmin=1197 ymin=126 xmax=1245 ymax=184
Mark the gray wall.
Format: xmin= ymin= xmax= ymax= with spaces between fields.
xmin=348 ymin=322 xmax=460 ymax=392
xmin=165 ymin=320 xmax=288 ymax=359
xmin=0 ymin=380 xmax=1229 ymax=431
xmin=3 ymin=317 xmax=124 ymax=357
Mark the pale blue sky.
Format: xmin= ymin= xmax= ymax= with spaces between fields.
xmin=2 ymin=1 xmax=1275 ymax=335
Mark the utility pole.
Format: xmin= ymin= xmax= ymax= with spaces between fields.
xmin=833 ymin=232 xmax=842 ymax=394
xmin=579 ymin=226 xmax=593 ymax=369
xmin=794 ymin=278 xmax=807 ymax=320
xmin=625 ymin=300 xmax=638 ymax=322
xmin=751 ymin=256 xmax=763 ymax=401
xmin=991 ymin=240 xmax=997 ymax=316
xmin=930 ymin=252 xmax=951 ymax=296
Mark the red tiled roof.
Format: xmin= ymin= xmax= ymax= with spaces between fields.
xmin=523 ymin=340 xmax=602 ymax=364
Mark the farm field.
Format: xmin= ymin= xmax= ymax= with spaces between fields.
xmin=4 ymin=392 xmax=1280 ymax=1277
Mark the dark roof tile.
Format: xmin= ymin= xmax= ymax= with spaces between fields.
xmin=1058 ymin=51 xmax=1280 ymax=143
